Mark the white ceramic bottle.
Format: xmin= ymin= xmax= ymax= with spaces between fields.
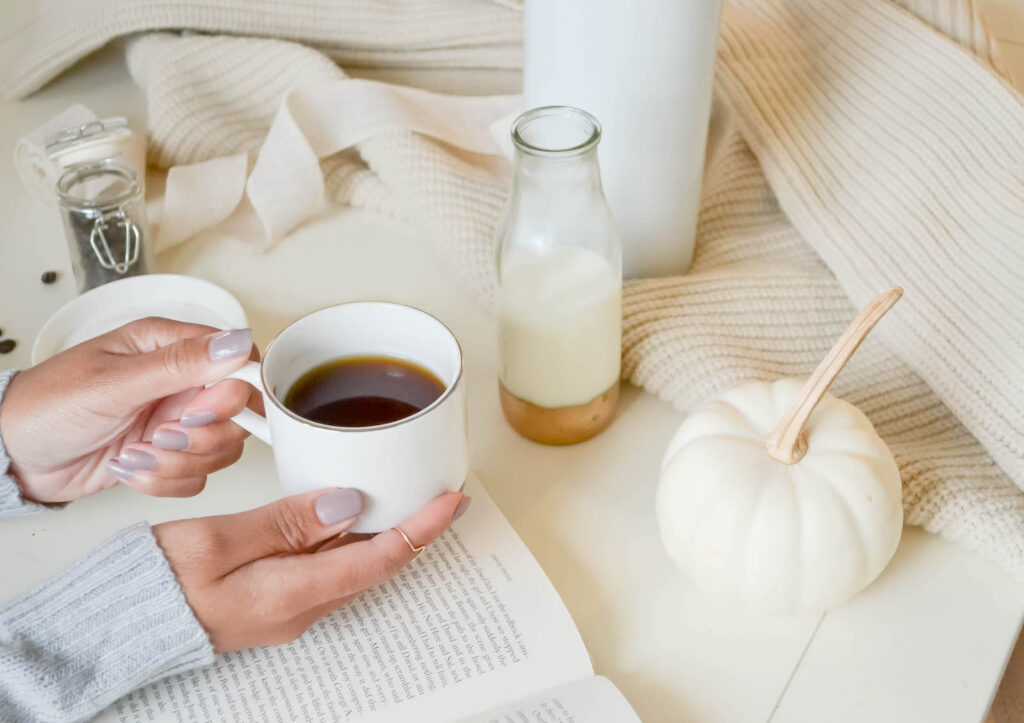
xmin=523 ymin=0 xmax=723 ymax=278
xmin=495 ymin=106 xmax=622 ymax=445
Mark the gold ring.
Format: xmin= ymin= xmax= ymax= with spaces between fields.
xmin=394 ymin=526 xmax=425 ymax=554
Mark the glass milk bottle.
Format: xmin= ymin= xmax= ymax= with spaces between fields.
xmin=496 ymin=106 xmax=622 ymax=445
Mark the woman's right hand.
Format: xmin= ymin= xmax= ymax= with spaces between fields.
xmin=154 ymin=487 xmax=469 ymax=653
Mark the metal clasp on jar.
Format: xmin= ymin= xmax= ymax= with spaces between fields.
xmin=89 ymin=210 xmax=141 ymax=274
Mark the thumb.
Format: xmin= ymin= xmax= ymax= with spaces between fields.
xmin=213 ymin=488 xmax=364 ymax=569
xmin=120 ymin=327 xmax=254 ymax=401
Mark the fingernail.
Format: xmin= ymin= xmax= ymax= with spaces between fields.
xmin=208 ymin=328 xmax=253 ymax=361
xmin=315 ymin=488 xmax=363 ymax=525
xmin=452 ymin=495 xmax=471 ymax=522
xmin=119 ymin=449 xmax=157 ymax=471
xmin=107 ymin=458 xmax=133 ymax=482
xmin=180 ymin=412 xmax=217 ymax=428
xmin=153 ymin=429 xmax=189 ymax=451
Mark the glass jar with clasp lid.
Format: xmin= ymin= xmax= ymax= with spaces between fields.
xmin=56 ymin=159 xmax=152 ymax=293
xmin=46 ymin=117 xmax=144 ymax=183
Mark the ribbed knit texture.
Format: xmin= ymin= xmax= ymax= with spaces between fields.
xmin=0 ymin=523 xmax=214 ymax=722
xmin=0 ymin=0 xmax=522 ymax=101
xmin=3 ymin=0 xmax=1023 ymax=713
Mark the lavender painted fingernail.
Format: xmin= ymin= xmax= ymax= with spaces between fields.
xmin=181 ymin=412 xmax=217 ymax=428
xmin=452 ymin=495 xmax=471 ymax=522
xmin=153 ymin=429 xmax=189 ymax=451
xmin=208 ymin=329 xmax=253 ymax=361
xmin=107 ymin=458 xmax=133 ymax=482
xmin=119 ymin=449 xmax=157 ymax=471
xmin=315 ymin=488 xmax=363 ymax=525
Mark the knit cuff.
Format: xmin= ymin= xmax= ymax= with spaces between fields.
xmin=0 ymin=522 xmax=214 ymax=722
xmin=0 ymin=370 xmax=62 ymax=518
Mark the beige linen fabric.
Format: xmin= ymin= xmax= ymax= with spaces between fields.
xmin=4 ymin=0 xmax=1024 ymax=715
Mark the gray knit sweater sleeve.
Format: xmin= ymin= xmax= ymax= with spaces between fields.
xmin=0 ymin=369 xmax=216 ymax=722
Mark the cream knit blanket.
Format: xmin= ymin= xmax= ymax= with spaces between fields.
xmin=4 ymin=1 xmax=1023 ymax=580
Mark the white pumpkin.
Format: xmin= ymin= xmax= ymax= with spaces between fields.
xmin=657 ymin=378 xmax=902 ymax=614
xmin=656 ymin=287 xmax=905 ymax=614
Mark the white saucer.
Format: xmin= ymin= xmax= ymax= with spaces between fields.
xmin=32 ymin=274 xmax=249 ymax=364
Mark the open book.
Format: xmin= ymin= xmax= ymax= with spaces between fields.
xmin=98 ymin=477 xmax=639 ymax=722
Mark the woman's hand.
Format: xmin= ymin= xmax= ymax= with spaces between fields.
xmin=0 ymin=317 xmax=257 ymax=503
xmin=154 ymin=487 xmax=469 ymax=653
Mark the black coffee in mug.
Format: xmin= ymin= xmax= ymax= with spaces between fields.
xmin=283 ymin=355 xmax=446 ymax=428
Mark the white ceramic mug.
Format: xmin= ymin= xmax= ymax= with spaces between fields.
xmin=225 ymin=302 xmax=468 ymax=533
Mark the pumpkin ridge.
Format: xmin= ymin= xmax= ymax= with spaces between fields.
xmin=678 ymin=432 xmax=764 ymax=451
xmin=797 ymin=453 xmax=897 ymax=603
xmin=814 ymin=468 xmax=872 ymax=599
xmin=804 ymin=448 xmax=890 ymax=466
xmin=789 ymin=466 xmax=806 ymax=612
xmin=742 ymin=460 xmax=777 ymax=602
xmin=802 ymin=396 xmax=872 ymax=436
xmin=662 ymin=426 xmax=764 ymax=474
xmin=657 ymin=454 xmax=719 ymax=565
xmin=660 ymin=400 xmax=751 ymax=462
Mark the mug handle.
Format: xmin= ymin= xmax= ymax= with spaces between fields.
xmin=220 ymin=361 xmax=272 ymax=444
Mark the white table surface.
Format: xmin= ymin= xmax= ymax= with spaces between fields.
xmin=1 ymin=7 xmax=1024 ymax=723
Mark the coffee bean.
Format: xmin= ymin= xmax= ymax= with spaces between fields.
xmin=0 ymin=339 xmax=16 ymax=354
xmin=41 ymin=271 xmax=58 ymax=284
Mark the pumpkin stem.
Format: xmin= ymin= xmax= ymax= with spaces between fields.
xmin=765 ymin=286 xmax=903 ymax=465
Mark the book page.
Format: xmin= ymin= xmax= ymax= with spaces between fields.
xmin=98 ymin=477 xmax=593 ymax=723
xmin=457 ymin=676 xmax=640 ymax=723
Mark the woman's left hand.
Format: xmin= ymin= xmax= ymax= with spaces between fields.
xmin=0 ymin=317 xmax=258 ymax=503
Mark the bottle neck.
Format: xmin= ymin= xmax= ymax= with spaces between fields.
xmin=513 ymin=147 xmax=604 ymax=194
